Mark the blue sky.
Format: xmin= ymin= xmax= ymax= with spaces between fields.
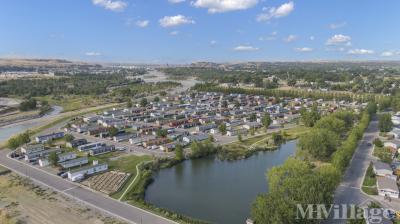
xmin=1 ymin=0 xmax=400 ymax=63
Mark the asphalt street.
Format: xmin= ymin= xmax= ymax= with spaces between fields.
xmin=0 ymin=149 xmax=177 ymax=224
xmin=324 ymin=117 xmax=379 ymax=224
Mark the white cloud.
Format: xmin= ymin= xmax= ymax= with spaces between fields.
xmin=92 ymin=0 xmax=127 ymax=12
xmin=169 ymin=0 xmax=186 ymax=3
xmin=295 ymin=47 xmax=313 ymax=52
xmin=85 ymin=52 xmax=102 ymax=56
xmin=169 ymin=31 xmax=179 ymax=36
xmin=329 ymin=22 xmax=347 ymax=29
xmin=326 ymin=34 xmax=351 ymax=46
xmin=310 ymin=36 xmax=315 ymax=41
xmin=192 ymin=0 xmax=258 ymax=13
xmin=381 ymin=51 xmax=400 ymax=57
xmin=257 ymin=1 xmax=294 ymax=22
xmin=210 ymin=40 xmax=217 ymax=45
xmin=381 ymin=51 xmax=394 ymax=57
xmin=233 ymin=45 xmax=259 ymax=51
xmin=347 ymin=49 xmax=374 ymax=55
xmin=283 ymin=34 xmax=297 ymax=42
xmin=159 ymin=15 xmax=195 ymax=28
xmin=136 ymin=20 xmax=150 ymax=28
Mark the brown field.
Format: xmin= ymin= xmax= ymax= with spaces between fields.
xmin=0 ymin=171 xmax=126 ymax=224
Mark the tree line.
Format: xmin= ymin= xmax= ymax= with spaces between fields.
xmin=251 ymin=103 xmax=376 ymax=223
xmin=193 ymin=83 xmax=385 ymax=103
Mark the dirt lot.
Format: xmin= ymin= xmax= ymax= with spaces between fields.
xmin=0 ymin=171 xmax=126 ymax=224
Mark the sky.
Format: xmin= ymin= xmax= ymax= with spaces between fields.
xmin=1 ymin=0 xmax=400 ymax=63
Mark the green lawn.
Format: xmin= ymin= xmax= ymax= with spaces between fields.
xmin=225 ymin=125 xmax=310 ymax=152
xmin=362 ymin=163 xmax=378 ymax=195
xmin=108 ymin=155 xmax=153 ymax=199
xmin=108 ymin=155 xmax=152 ymax=173
xmin=361 ymin=186 xmax=378 ymax=195
xmin=35 ymin=95 xmax=110 ymax=112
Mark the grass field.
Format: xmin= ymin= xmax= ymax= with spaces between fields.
xmin=109 ymin=155 xmax=153 ymax=199
xmin=35 ymin=95 xmax=110 ymax=112
xmin=362 ymin=163 xmax=378 ymax=195
xmin=225 ymin=125 xmax=310 ymax=152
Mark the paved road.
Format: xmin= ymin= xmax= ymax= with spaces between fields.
xmin=0 ymin=149 xmax=177 ymax=224
xmin=324 ymin=117 xmax=379 ymax=224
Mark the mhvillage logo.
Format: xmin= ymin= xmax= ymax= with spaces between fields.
xmin=296 ymin=204 xmax=395 ymax=223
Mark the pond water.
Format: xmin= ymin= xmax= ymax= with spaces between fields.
xmin=145 ymin=140 xmax=297 ymax=224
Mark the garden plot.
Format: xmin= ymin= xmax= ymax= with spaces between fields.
xmin=82 ymin=171 xmax=130 ymax=195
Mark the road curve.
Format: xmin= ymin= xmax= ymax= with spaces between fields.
xmin=0 ymin=149 xmax=177 ymax=224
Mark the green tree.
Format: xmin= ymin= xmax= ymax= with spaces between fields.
xmin=140 ymin=98 xmax=148 ymax=107
xmin=249 ymin=113 xmax=257 ymax=122
xmin=261 ymin=112 xmax=272 ymax=129
xmin=314 ymin=116 xmax=346 ymax=134
xmin=19 ymin=98 xmax=37 ymax=111
xmin=156 ymin=129 xmax=168 ymax=137
xmin=238 ymin=134 xmax=243 ymax=142
xmin=271 ymin=132 xmax=283 ymax=145
xmin=221 ymin=100 xmax=228 ymax=108
xmin=373 ymin=138 xmax=383 ymax=147
xmin=378 ymin=113 xmax=393 ymax=132
xmin=48 ymin=151 xmax=58 ymax=166
xmin=126 ymin=99 xmax=133 ymax=108
xmin=108 ymin=126 xmax=119 ymax=137
xmin=175 ymin=145 xmax=184 ymax=161
xmin=64 ymin=134 xmax=74 ymax=142
xmin=7 ymin=131 xmax=30 ymax=149
xmin=218 ymin=124 xmax=227 ymax=135
xmin=154 ymin=96 xmax=160 ymax=102
xmin=300 ymin=105 xmax=320 ymax=127
xmin=298 ymin=129 xmax=339 ymax=160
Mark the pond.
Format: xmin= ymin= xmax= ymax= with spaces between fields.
xmin=145 ymin=140 xmax=297 ymax=224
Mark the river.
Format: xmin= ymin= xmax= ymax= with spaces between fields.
xmin=145 ymin=140 xmax=297 ymax=224
xmin=0 ymin=106 xmax=63 ymax=143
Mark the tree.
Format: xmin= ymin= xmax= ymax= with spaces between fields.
xmin=238 ymin=134 xmax=243 ymax=142
xmin=252 ymin=158 xmax=340 ymax=224
xmin=108 ymin=126 xmax=119 ymax=137
xmin=48 ymin=151 xmax=58 ymax=166
xmin=156 ymin=129 xmax=168 ymax=137
xmin=7 ymin=131 xmax=30 ymax=149
xmin=19 ymin=98 xmax=37 ymax=111
xmin=271 ymin=132 xmax=283 ymax=145
xmin=218 ymin=124 xmax=227 ymax=135
xmin=234 ymin=100 xmax=240 ymax=108
xmin=373 ymin=138 xmax=383 ymax=147
xmin=300 ymin=105 xmax=320 ymax=127
xmin=262 ymin=112 xmax=272 ymax=129
xmin=64 ymin=134 xmax=74 ymax=142
xmin=140 ymin=98 xmax=148 ymax=107
xmin=175 ymin=145 xmax=184 ymax=161
xmin=314 ymin=116 xmax=346 ymax=134
xmin=249 ymin=113 xmax=257 ymax=122
xmin=298 ymin=129 xmax=339 ymax=160
xmin=378 ymin=113 xmax=393 ymax=132
xmin=154 ymin=96 xmax=160 ymax=102
xmin=126 ymin=99 xmax=133 ymax=108
xmin=221 ymin=100 xmax=228 ymax=108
